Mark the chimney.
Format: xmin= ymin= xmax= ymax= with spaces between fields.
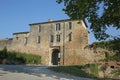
xmin=48 ymin=19 xmax=52 ymax=22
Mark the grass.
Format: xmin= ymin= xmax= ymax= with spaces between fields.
xmin=111 ymin=68 xmax=120 ymax=77
xmin=49 ymin=65 xmax=97 ymax=79
xmin=49 ymin=65 xmax=116 ymax=80
xmin=89 ymin=64 xmax=99 ymax=77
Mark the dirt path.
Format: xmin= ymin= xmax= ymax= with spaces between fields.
xmin=0 ymin=65 xmax=93 ymax=80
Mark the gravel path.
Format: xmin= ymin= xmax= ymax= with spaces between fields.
xmin=0 ymin=65 xmax=93 ymax=80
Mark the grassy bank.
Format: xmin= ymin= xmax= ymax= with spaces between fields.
xmin=0 ymin=47 xmax=41 ymax=65
xmin=49 ymin=65 xmax=98 ymax=79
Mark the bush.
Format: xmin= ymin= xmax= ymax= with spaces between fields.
xmin=0 ymin=47 xmax=41 ymax=65
xmin=0 ymin=47 xmax=8 ymax=59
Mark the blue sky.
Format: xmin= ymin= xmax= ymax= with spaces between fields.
xmin=0 ymin=0 xmax=119 ymax=44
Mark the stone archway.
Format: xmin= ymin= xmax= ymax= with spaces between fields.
xmin=51 ymin=49 xmax=60 ymax=65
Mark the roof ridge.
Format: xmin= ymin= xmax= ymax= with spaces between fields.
xmin=29 ymin=19 xmax=76 ymax=25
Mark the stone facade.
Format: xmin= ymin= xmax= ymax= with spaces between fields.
xmin=0 ymin=38 xmax=12 ymax=50
xmin=0 ymin=19 xmax=90 ymax=65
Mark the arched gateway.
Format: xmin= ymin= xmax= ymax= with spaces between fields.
xmin=51 ymin=49 xmax=60 ymax=65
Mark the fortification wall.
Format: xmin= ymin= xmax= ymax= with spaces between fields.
xmin=0 ymin=38 xmax=106 ymax=65
xmin=0 ymin=38 xmax=12 ymax=50
xmin=62 ymin=48 xmax=106 ymax=65
xmin=0 ymin=19 xmax=106 ymax=65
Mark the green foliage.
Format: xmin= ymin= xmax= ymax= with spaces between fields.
xmin=105 ymin=52 xmax=110 ymax=61
xmin=57 ymin=0 xmax=120 ymax=40
xmin=112 ymin=52 xmax=120 ymax=61
xmin=0 ymin=47 xmax=8 ymax=59
xmin=3 ymin=46 xmax=7 ymax=54
xmin=89 ymin=64 xmax=99 ymax=77
xmin=49 ymin=65 xmax=97 ymax=78
xmin=111 ymin=68 xmax=120 ymax=77
xmin=0 ymin=47 xmax=41 ymax=65
xmin=88 ymin=38 xmax=120 ymax=61
xmin=88 ymin=38 xmax=120 ymax=51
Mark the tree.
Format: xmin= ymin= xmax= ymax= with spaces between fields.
xmin=57 ymin=0 xmax=120 ymax=40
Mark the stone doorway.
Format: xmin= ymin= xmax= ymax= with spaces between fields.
xmin=51 ymin=49 xmax=60 ymax=65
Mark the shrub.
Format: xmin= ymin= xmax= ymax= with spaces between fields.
xmin=0 ymin=47 xmax=41 ymax=65
xmin=0 ymin=47 xmax=8 ymax=59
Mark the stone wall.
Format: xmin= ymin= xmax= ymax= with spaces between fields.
xmin=0 ymin=38 xmax=12 ymax=50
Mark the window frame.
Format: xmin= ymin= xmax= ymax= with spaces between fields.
xmin=50 ymin=35 xmax=54 ymax=43
xmin=37 ymin=36 xmax=40 ymax=43
xmin=56 ymin=23 xmax=60 ymax=31
xmin=69 ymin=22 xmax=72 ymax=30
xmin=56 ymin=34 xmax=60 ymax=42
xmin=16 ymin=37 xmax=19 ymax=40
xmin=38 ymin=25 xmax=41 ymax=32
xmin=68 ymin=33 xmax=72 ymax=41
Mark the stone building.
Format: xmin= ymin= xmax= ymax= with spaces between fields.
xmin=0 ymin=19 xmax=89 ymax=65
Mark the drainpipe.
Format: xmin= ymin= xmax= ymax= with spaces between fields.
xmin=63 ymin=21 xmax=65 ymax=65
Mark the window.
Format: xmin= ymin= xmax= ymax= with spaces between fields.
xmin=38 ymin=25 xmax=41 ymax=32
xmin=38 ymin=36 xmax=40 ymax=43
xmin=56 ymin=23 xmax=60 ymax=31
xmin=16 ymin=37 xmax=19 ymax=40
xmin=69 ymin=22 xmax=72 ymax=29
xmin=68 ymin=33 xmax=72 ymax=41
xmin=56 ymin=35 xmax=60 ymax=42
xmin=24 ymin=37 xmax=27 ymax=45
xmin=50 ymin=35 xmax=54 ymax=42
